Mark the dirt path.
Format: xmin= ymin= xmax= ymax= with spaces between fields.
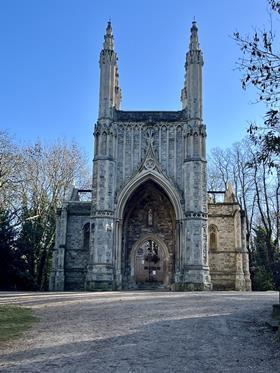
xmin=0 ymin=291 xmax=279 ymax=372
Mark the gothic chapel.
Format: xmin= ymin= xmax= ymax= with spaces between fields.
xmin=49 ymin=22 xmax=251 ymax=291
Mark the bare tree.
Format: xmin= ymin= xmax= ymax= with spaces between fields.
xmin=208 ymin=137 xmax=280 ymax=288
xmin=208 ymin=139 xmax=257 ymax=250
xmin=17 ymin=140 xmax=91 ymax=289
xmin=0 ymin=131 xmax=91 ymax=289
xmin=208 ymin=147 xmax=231 ymax=192
xmin=0 ymin=131 xmax=23 ymax=216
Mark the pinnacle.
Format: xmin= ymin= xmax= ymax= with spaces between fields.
xmin=103 ymin=20 xmax=114 ymax=50
xmin=189 ymin=20 xmax=199 ymax=50
xmin=106 ymin=20 xmax=112 ymax=35
xmin=191 ymin=20 xmax=198 ymax=30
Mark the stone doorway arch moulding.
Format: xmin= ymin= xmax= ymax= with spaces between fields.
xmin=113 ymin=169 xmax=185 ymax=289
xmin=130 ymin=233 xmax=171 ymax=287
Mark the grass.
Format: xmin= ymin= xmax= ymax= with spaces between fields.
xmin=0 ymin=305 xmax=37 ymax=342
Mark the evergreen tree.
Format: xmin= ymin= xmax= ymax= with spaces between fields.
xmin=16 ymin=206 xmax=39 ymax=290
xmin=251 ymin=225 xmax=279 ymax=290
xmin=0 ymin=209 xmax=17 ymax=290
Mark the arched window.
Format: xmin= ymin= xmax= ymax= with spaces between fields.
xmin=83 ymin=223 xmax=90 ymax=250
xmin=209 ymin=225 xmax=218 ymax=251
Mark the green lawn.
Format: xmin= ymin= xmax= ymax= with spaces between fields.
xmin=0 ymin=305 xmax=37 ymax=342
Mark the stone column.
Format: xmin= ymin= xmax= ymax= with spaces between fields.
xmin=242 ymin=252 xmax=251 ymax=291
xmin=241 ymin=211 xmax=251 ymax=290
xmin=174 ymin=220 xmax=182 ymax=284
xmin=53 ymin=205 xmax=68 ymax=291
xmin=182 ymin=125 xmax=211 ymax=290
xmin=86 ymin=120 xmax=117 ymax=291
xmin=234 ymin=209 xmax=245 ymax=290
xmin=114 ymin=219 xmax=123 ymax=290
xmin=235 ymin=251 xmax=245 ymax=291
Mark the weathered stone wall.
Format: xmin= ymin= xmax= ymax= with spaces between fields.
xmin=113 ymin=120 xmax=185 ymax=195
xmin=208 ymin=202 xmax=249 ymax=290
xmin=60 ymin=203 xmax=91 ymax=291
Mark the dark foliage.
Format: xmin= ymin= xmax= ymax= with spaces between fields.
xmin=0 ymin=210 xmax=17 ymax=290
xmin=0 ymin=210 xmax=34 ymax=290
xmin=251 ymin=225 xmax=280 ymax=290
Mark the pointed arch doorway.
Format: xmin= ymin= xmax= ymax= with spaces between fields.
xmin=132 ymin=235 xmax=170 ymax=287
xmin=119 ymin=179 xmax=176 ymax=289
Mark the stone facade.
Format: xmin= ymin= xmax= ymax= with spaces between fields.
xmin=208 ymin=188 xmax=251 ymax=290
xmin=49 ymin=21 xmax=251 ymax=291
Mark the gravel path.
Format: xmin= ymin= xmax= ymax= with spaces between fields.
xmin=0 ymin=291 xmax=279 ymax=373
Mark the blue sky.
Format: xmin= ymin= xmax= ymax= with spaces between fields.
xmin=0 ymin=0 xmax=278 ymax=158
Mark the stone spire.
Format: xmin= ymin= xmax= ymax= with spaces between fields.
xmin=181 ymin=21 xmax=204 ymax=120
xmin=98 ymin=21 xmax=121 ymax=119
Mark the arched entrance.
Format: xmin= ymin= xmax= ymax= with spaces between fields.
xmin=131 ymin=235 xmax=170 ymax=287
xmin=120 ymin=180 xmax=176 ymax=289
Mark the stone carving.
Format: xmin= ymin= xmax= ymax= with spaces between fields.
xmin=144 ymin=158 xmax=156 ymax=170
xmin=185 ymin=212 xmax=208 ymax=219
xmin=146 ymin=128 xmax=154 ymax=148
xmin=94 ymin=210 xmax=114 ymax=217
xmin=208 ymin=194 xmax=214 ymax=203
xmin=148 ymin=208 xmax=153 ymax=226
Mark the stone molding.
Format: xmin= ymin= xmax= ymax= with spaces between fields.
xmin=113 ymin=109 xmax=188 ymax=122
xmin=184 ymin=124 xmax=207 ymax=137
xmin=115 ymin=169 xmax=184 ymax=221
xmin=93 ymin=210 xmax=114 ymax=218
xmin=185 ymin=212 xmax=208 ymax=219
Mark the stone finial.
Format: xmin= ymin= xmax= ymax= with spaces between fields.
xmin=67 ymin=185 xmax=79 ymax=201
xmin=189 ymin=21 xmax=199 ymax=50
xmin=106 ymin=20 xmax=112 ymax=34
xmin=224 ymin=182 xmax=236 ymax=203
xmin=103 ymin=21 xmax=114 ymax=50
xmin=208 ymin=194 xmax=214 ymax=203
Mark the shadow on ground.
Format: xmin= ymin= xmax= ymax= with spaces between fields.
xmin=0 ymin=301 xmax=279 ymax=373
